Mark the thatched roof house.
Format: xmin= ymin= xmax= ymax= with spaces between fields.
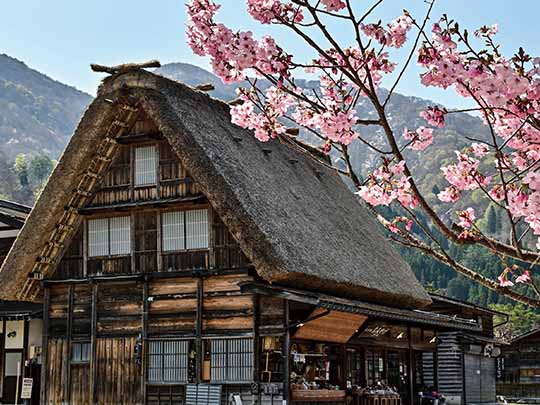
xmin=0 ymin=66 xmax=431 ymax=308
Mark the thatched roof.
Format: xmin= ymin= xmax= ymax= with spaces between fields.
xmin=0 ymin=67 xmax=431 ymax=308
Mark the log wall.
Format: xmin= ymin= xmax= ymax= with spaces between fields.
xmin=42 ymin=268 xmax=280 ymax=403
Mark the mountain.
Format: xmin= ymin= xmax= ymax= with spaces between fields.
xmin=0 ymin=54 xmax=92 ymax=158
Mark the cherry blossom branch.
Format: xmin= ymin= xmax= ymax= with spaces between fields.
xmin=383 ymin=1 xmax=435 ymax=106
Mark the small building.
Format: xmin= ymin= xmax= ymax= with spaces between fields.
xmin=497 ymin=328 xmax=540 ymax=399
xmin=0 ymin=66 xmax=493 ymax=405
xmin=427 ymin=294 xmax=507 ymax=405
xmin=0 ymin=200 xmax=42 ymax=405
xmin=0 ymin=200 xmax=30 ymax=264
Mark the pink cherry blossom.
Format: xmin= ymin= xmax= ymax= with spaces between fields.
xmin=403 ymin=127 xmax=434 ymax=150
xmin=406 ymin=219 xmax=413 ymax=231
xmin=457 ymin=208 xmax=475 ymax=229
xmin=230 ymin=87 xmax=294 ymax=141
xmin=470 ymin=143 xmax=490 ymax=158
xmin=516 ymin=271 xmax=531 ymax=284
xmin=420 ymin=106 xmax=446 ymax=128
xmin=498 ymin=272 xmax=514 ymax=287
xmin=438 ymin=186 xmax=460 ymax=203
xmin=524 ymin=172 xmax=540 ymax=191
xmin=474 ymin=24 xmax=498 ymax=37
xmin=360 ymin=14 xmax=413 ymax=49
xmin=320 ymin=0 xmax=346 ymax=12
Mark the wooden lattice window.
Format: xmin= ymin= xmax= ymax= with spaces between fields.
xmin=148 ymin=340 xmax=191 ymax=383
xmin=162 ymin=209 xmax=209 ymax=252
xmin=88 ymin=216 xmax=131 ymax=257
xmin=209 ymin=338 xmax=253 ymax=382
xmin=135 ymin=145 xmax=157 ymax=186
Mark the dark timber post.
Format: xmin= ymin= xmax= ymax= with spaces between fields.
xmin=142 ymin=278 xmax=149 ymax=402
xmin=407 ymin=326 xmax=414 ymax=405
xmin=283 ymin=299 xmax=290 ymax=404
xmin=434 ymin=332 xmax=439 ymax=391
xmin=89 ymin=282 xmax=98 ymax=404
xmin=22 ymin=316 xmax=29 ymax=405
xmin=0 ymin=319 xmax=5 ymax=399
xmin=40 ymin=287 xmax=50 ymax=405
xmin=64 ymin=285 xmax=74 ymax=402
xmin=253 ymin=294 xmax=261 ymax=404
xmin=196 ymin=276 xmax=204 ymax=383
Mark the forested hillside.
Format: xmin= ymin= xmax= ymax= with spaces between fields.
xmin=0 ymin=54 xmax=92 ymax=202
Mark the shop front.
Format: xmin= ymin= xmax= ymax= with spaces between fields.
xmin=243 ymin=282 xmax=481 ymax=405
xmin=287 ymin=314 xmax=438 ymax=405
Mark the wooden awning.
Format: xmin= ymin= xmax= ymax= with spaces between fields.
xmin=293 ymin=308 xmax=367 ymax=343
xmin=240 ymin=282 xmax=482 ymax=332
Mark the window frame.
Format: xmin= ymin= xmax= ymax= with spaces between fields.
xmin=134 ymin=144 xmax=158 ymax=187
xmin=70 ymin=341 xmax=91 ymax=365
xmin=207 ymin=337 xmax=254 ymax=383
xmin=161 ymin=208 xmax=209 ymax=253
xmin=87 ymin=216 xmax=132 ymax=258
xmin=147 ymin=339 xmax=193 ymax=384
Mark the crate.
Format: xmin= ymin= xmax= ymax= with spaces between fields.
xmin=292 ymin=389 xmax=346 ymax=402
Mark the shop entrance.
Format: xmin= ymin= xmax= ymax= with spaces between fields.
xmin=388 ymin=350 xmax=410 ymax=400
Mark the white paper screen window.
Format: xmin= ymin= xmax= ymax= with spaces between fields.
xmin=135 ymin=145 xmax=157 ymax=185
xmin=88 ymin=218 xmax=109 ymax=257
xmin=88 ymin=217 xmax=131 ymax=257
xmin=162 ymin=211 xmax=185 ymax=251
xmin=110 ymin=216 xmax=131 ymax=255
xmin=186 ymin=209 xmax=209 ymax=249
xmin=162 ymin=209 xmax=208 ymax=251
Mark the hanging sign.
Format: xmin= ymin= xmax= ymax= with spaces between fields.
xmin=21 ymin=378 xmax=33 ymax=399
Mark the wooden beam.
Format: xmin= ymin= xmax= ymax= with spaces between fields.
xmin=253 ymin=294 xmax=261 ymax=404
xmin=196 ymin=277 xmax=203 ymax=383
xmin=156 ymin=210 xmax=163 ymax=272
xmin=22 ymin=318 xmax=29 ymax=377
xmin=208 ymin=208 xmax=215 ymax=270
xmin=0 ymin=319 xmax=5 ymax=398
xmin=40 ymin=287 xmax=50 ymax=405
xmin=283 ymin=299 xmax=290 ymax=404
xmin=83 ymin=220 xmax=88 ymax=277
xmin=90 ymin=60 xmax=161 ymax=74
xmin=141 ymin=279 xmax=149 ymax=402
xmin=407 ymin=326 xmax=414 ymax=405
xmin=89 ymin=283 xmax=98 ymax=404
xmin=130 ymin=212 xmax=136 ymax=273
xmin=63 ymin=285 xmax=74 ymax=402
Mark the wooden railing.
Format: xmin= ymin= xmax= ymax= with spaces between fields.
xmin=87 ymin=256 xmax=132 ymax=276
xmin=135 ymin=251 xmax=158 ymax=273
xmin=56 ymin=257 xmax=84 ymax=279
xmin=57 ymin=246 xmax=247 ymax=279
xmin=162 ymin=250 xmax=209 ymax=272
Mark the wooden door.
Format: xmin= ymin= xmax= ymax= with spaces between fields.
xmin=2 ymin=350 xmax=22 ymax=404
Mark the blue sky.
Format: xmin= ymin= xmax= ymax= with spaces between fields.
xmin=2 ymin=1 xmax=538 ymax=108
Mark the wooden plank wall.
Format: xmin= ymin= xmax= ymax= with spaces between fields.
xmin=436 ymin=332 xmax=463 ymax=399
xmin=70 ymin=364 xmax=91 ymax=405
xmin=95 ymin=337 xmax=142 ymax=404
xmin=45 ymin=338 xmax=68 ymax=404
xmin=43 ymin=270 xmax=264 ymax=403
